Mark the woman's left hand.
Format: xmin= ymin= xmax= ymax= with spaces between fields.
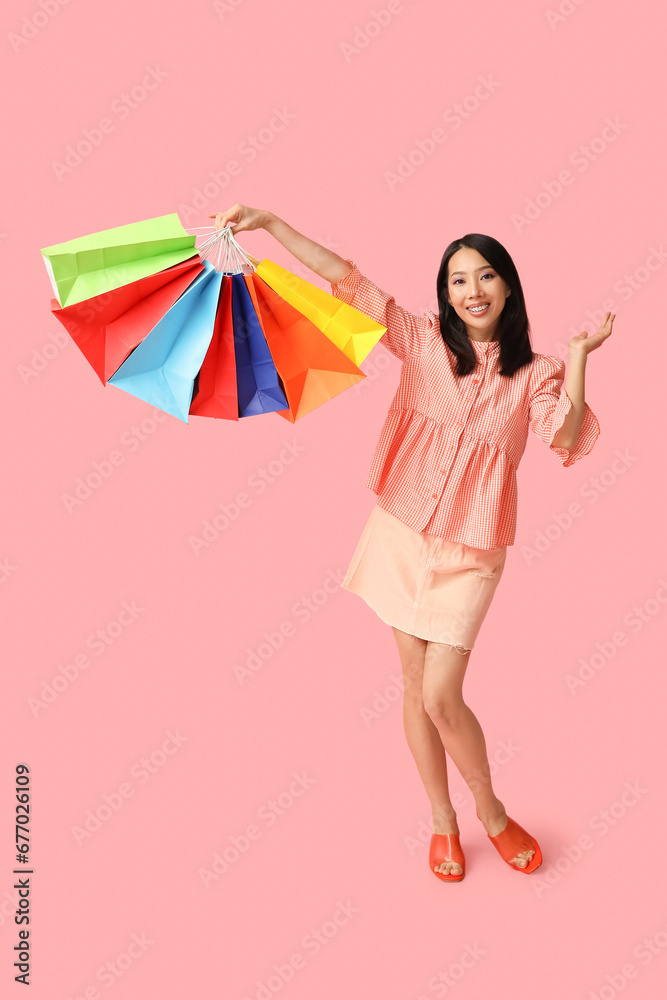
xmin=568 ymin=312 xmax=615 ymax=355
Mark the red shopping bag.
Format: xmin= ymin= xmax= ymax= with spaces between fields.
xmin=189 ymin=276 xmax=238 ymax=420
xmin=50 ymin=256 xmax=204 ymax=383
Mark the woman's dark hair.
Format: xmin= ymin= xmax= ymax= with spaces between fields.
xmin=436 ymin=234 xmax=534 ymax=378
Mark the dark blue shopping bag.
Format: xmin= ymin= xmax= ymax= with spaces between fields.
xmin=231 ymin=274 xmax=288 ymax=417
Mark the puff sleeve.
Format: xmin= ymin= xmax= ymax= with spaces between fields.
xmin=330 ymin=259 xmax=437 ymax=363
xmin=528 ymin=355 xmax=600 ymax=467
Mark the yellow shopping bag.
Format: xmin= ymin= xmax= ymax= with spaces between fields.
xmin=255 ymin=259 xmax=386 ymax=366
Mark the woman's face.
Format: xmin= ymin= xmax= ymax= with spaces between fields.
xmin=446 ymin=247 xmax=511 ymax=341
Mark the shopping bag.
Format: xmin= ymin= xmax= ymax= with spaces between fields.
xmin=189 ymin=276 xmax=238 ymax=420
xmin=230 ymin=274 xmax=289 ymax=417
xmin=40 ymin=219 xmax=387 ymax=427
xmin=245 ymin=273 xmax=365 ymax=422
xmin=254 ymin=258 xmax=386 ymax=366
xmin=108 ymin=262 xmax=222 ymax=422
xmin=41 ymin=213 xmax=197 ymax=308
xmin=50 ymin=257 xmax=204 ymax=384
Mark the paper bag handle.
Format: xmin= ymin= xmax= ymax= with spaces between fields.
xmin=185 ymin=224 xmax=259 ymax=274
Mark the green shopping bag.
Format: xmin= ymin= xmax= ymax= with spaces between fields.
xmin=41 ymin=213 xmax=197 ymax=308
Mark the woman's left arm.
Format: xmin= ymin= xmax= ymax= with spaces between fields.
xmin=551 ymin=311 xmax=615 ymax=450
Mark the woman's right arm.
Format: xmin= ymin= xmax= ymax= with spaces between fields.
xmin=209 ymin=204 xmax=351 ymax=286
xmin=210 ymin=203 xmax=437 ymax=363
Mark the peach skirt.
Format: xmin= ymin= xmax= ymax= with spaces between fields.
xmin=342 ymin=503 xmax=507 ymax=651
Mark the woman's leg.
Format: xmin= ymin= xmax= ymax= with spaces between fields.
xmin=421 ymin=641 xmax=534 ymax=869
xmin=392 ymin=627 xmax=463 ymax=876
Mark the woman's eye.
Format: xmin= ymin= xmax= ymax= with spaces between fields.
xmin=452 ymin=273 xmax=495 ymax=285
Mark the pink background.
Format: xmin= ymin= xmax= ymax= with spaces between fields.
xmin=3 ymin=0 xmax=666 ymax=997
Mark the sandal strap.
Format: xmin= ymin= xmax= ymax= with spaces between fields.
xmin=429 ymin=833 xmax=465 ymax=869
xmin=488 ymin=817 xmax=537 ymax=862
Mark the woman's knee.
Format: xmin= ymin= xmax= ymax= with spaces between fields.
xmin=423 ymin=692 xmax=466 ymax=729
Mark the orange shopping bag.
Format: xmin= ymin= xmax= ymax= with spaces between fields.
xmin=244 ymin=273 xmax=366 ymax=422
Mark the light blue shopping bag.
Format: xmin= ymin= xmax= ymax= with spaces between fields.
xmin=108 ymin=261 xmax=222 ymax=423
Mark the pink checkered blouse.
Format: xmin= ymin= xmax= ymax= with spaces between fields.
xmin=331 ymin=260 xmax=600 ymax=550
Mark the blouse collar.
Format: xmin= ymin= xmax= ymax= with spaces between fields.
xmin=469 ymin=337 xmax=501 ymax=354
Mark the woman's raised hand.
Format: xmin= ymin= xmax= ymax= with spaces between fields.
xmin=207 ymin=208 xmax=350 ymax=285
xmin=208 ymin=204 xmax=269 ymax=234
xmin=568 ymin=312 xmax=615 ymax=355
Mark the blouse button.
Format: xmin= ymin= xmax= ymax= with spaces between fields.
xmin=473 ymin=379 xmax=480 ymax=384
